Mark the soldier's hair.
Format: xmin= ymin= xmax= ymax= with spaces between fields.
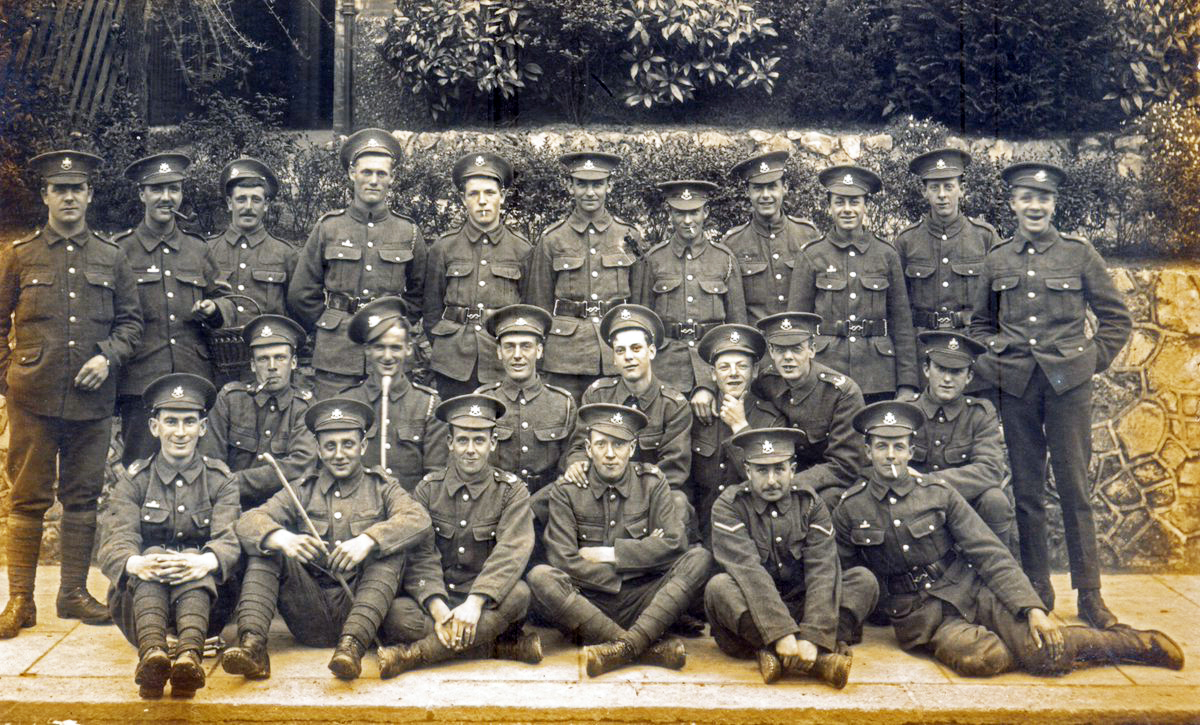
xmin=227 ymin=178 xmax=271 ymax=199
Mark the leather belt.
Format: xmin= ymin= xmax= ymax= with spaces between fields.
xmin=521 ymin=469 xmax=558 ymax=491
xmin=325 ymin=291 xmax=374 ymax=313
xmin=553 ymin=298 xmax=625 ymax=320
xmin=664 ymin=320 xmax=718 ymax=341
xmin=885 ymin=549 xmax=956 ymax=594
xmin=442 ymin=305 xmax=497 ymax=324
xmin=820 ymin=318 xmax=888 ymax=337
xmin=914 ymin=309 xmax=969 ymax=330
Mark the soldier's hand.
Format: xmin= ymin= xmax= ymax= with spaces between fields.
xmin=266 ymin=530 xmax=324 ymax=564
xmin=1028 ymin=608 xmax=1065 ymax=661
xmin=74 ymin=354 xmax=110 ymax=391
xmin=719 ymin=393 xmax=749 ymax=433
xmin=328 ymin=534 xmax=376 ymax=573
xmin=446 ymin=595 xmax=485 ymax=650
xmin=690 ymin=388 xmax=718 ymax=425
xmin=562 ymin=460 xmax=590 ymax=488
xmin=126 ymin=554 xmax=170 ymax=582
xmin=428 ymin=597 xmax=456 ymax=648
xmin=896 ymin=385 xmax=920 ymax=402
xmin=161 ymin=551 xmax=219 ymax=584
xmin=649 ymin=528 xmax=665 ymax=538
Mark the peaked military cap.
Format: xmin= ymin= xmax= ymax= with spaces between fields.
xmin=30 ymin=149 xmax=103 ymax=184
xmin=730 ymin=150 xmax=789 ymax=184
xmin=578 ymin=403 xmax=648 ymax=442
xmin=656 ymin=179 xmax=719 ymax=210
xmin=599 ymin=303 xmax=664 ymax=347
xmin=756 ymin=311 xmax=822 ymax=346
xmin=559 ymin=151 xmax=622 ymax=180
xmin=348 ymin=296 xmax=410 ymax=345
xmin=852 ymin=400 xmax=924 ymax=437
xmin=242 ymin=314 xmax=305 ymax=350
xmin=340 ymin=128 xmax=403 ymax=169
xmin=124 ymin=152 xmax=191 ymax=185
xmin=1002 ymin=161 xmax=1066 ymax=193
xmin=435 ymin=394 xmax=506 ymax=429
xmin=909 ymin=148 xmax=972 ymax=180
xmin=918 ymin=330 xmax=987 ymax=369
xmin=486 ymin=303 xmax=552 ymax=339
xmin=221 ymin=157 xmax=279 ymax=198
xmin=452 ymin=152 xmax=514 ymax=189
xmin=305 ymin=397 xmax=375 ymax=434
xmin=698 ymin=324 xmax=766 ymax=365
xmin=818 ymin=165 xmax=883 ymax=196
xmin=143 ymin=373 xmax=217 ymax=412
xmin=731 ymin=426 xmax=804 ymax=465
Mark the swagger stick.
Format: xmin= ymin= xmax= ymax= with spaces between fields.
xmin=379 ymin=375 xmax=392 ymax=471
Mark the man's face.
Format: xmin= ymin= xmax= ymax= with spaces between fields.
xmin=923 ymin=178 xmax=963 ymax=220
xmin=748 ymin=179 xmax=785 ymax=221
xmin=349 ymin=154 xmax=393 ymax=206
xmin=497 ymin=332 xmax=542 ymax=385
xmin=448 ymin=425 xmax=496 ymax=476
xmin=746 ymin=460 xmax=795 ymax=503
xmin=568 ymin=177 xmax=610 ymax=215
xmin=1009 ymin=187 xmax=1056 ymax=235
xmin=250 ymin=343 xmax=295 ymax=395
xmin=367 ymin=325 xmax=410 ymax=379
xmin=585 ymin=429 xmax=636 ymax=483
xmin=828 ymin=193 xmax=866 ymax=232
xmin=768 ymin=339 xmax=815 ymax=382
xmin=462 ymin=176 xmax=505 ymax=229
xmin=227 ymin=182 xmax=269 ymax=233
xmin=668 ymin=205 xmax=708 ymax=244
xmin=866 ymin=433 xmax=913 ymax=480
xmin=149 ymin=407 xmax=206 ymax=464
xmin=140 ymin=182 xmax=183 ymax=225
xmin=42 ymin=182 xmax=93 ymax=226
xmin=611 ymin=329 xmax=655 ymax=385
xmin=923 ymin=359 xmax=972 ymax=404
xmin=317 ymin=429 xmax=367 ymax=480
xmin=711 ymin=351 xmax=754 ymax=397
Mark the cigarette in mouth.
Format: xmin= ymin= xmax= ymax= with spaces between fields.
xmin=890 ymin=463 xmax=898 ymax=478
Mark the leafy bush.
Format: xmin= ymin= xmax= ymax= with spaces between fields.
xmin=1105 ymin=0 xmax=1200 ymax=117
xmin=523 ymin=0 xmax=625 ymax=123
xmin=1137 ymin=102 xmax=1200 ymax=256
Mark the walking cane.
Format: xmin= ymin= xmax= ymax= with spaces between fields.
xmin=378 ymin=374 xmax=392 ymax=471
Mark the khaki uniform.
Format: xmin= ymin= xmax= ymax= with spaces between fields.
xmin=208 ymin=227 xmax=297 ymax=326
xmin=339 ymin=372 xmax=448 ymax=492
xmin=722 ymin=215 xmax=819 ymax=324
xmin=476 ymin=378 xmax=577 ymax=493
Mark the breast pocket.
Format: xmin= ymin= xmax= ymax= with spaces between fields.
xmin=83 ymin=269 xmax=116 ymax=322
xmin=859 ymin=275 xmax=890 ymax=317
xmin=942 ymin=444 xmax=971 ymax=468
xmin=623 ymin=512 xmax=650 ymax=540
xmin=599 ymin=253 xmax=635 ymax=296
xmin=139 ymin=506 xmax=172 ymax=541
xmin=850 ymin=526 xmax=885 ymax=547
xmin=991 ymin=275 xmax=1021 ymax=319
xmin=444 ymin=260 xmax=474 ymax=302
xmin=174 ymin=270 xmax=208 ymax=311
xmin=251 ymin=269 xmax=288 ymax=309
xmin=377 ymin=246 xmax=413 ymax=289
xmin=323 ymin=243 xmax=363 ymax=290
xmin=17 ymin=269 xmax=56 ymax=322
xmin=1043 ymin=275 xmax=1084 ymax=319
xmin=905 ymin=510 xmax=946 ymax=558
xmin=551 ymin=256 xmax=585 ymax=297
xmin=189 ymin=508 xmax=214 ymax=539
xmin=951 ymin=261 xmax=982 ymax=303
xmin=697 ymin=278 xmax=729 ymax=319
xmin=651 ymin=276 xmax=682 ymax=297
xmin=577 ymin=521 xmax=606 ymax=545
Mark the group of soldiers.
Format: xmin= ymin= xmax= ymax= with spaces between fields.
xmin=0 ymin=128 xmax=1185 ymax=698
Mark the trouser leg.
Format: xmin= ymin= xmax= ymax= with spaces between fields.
xmin=276 ymin=558 xmax=348 ymax=647
xmin=4 ymin=513 xmax=43 ymax=599
xmin=235 ymin=556 xmax=282 ymax=639
xmin=118 ymin=395 xmax=156 ymax=466
xmin=704 ymin=572 xmax=760 ymax=658
xmin=526 ymin=564 xmax=624 ymax=643
xmin=973 ymin=487 xmax=1018 ymax=555
xmin=1043 ymin=377 xmax=1101 ymax=591
xmin=380 ymin=596 xmax=434 ymax=644
xmin=132 ymin=580 xmax=170 ymax=657
xmin=173 ymin=588 xmax=212 ymax=655
xmin=998 ymin=383 xmax=1051 ymax=584
xmin=340 ymin=557 xmax=403 ymax=648
xmin=625 ymin=547 xmax=712 ymax=654
xmin=838 ymin=566 xmax=880 ymax=645
xmin=928 ymin=610 xmax=1017 ymax=676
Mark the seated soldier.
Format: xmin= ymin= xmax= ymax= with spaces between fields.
xmin=341 ymin=296 xmax=447 ymax=491
xmin=98 ymin=374 xmax=241 ymax=699
xmin=528 ymin=404 xmax=713 ymax=677
xmin=221 ymin=398 xmax=432 ymax=681
xmin=705 ymin=428 xmax=879 ymax=687
xmin=376 ymin=394 xmax=541 ymax=677
xmin=833 ymin=402 xmax=1184 ymax=677
xmin=911 ymin=331 xmax=1014 ymax=549
xmin=200 ymin=315 xmax=317 ymax=509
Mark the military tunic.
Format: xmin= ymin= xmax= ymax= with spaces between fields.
xmin=722 ymin=214 xmax=819 ymax=324
xmin=636 ymin=235 xmax=747 ymax=393
xmin=475 ymin=377 xmax=576 ymax=493
xmin=526 ymin=210 xmax=643 ymax=377
xmin=208 ymin=226 xmax=297 ymax=326
xmin=287 ymin=202 xmax=426 ymax=378
xmin=787 ymin=229 xmax=917 ymax=396
xmin=199 ymin=382 xmax=317 ymax=508
xmin=339 ymin=372 xmax=447 ymax=492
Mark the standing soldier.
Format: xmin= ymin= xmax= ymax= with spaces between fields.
xmin=788 ymin=166 xmax=918 ymax=404
xmin=376 ymin=394 xmax=541 ymax=677
xmin=969 ymin=162 xmax=1132 ymax=628
xmin=287 ymin=129 xmax=426 ymax=399
xmin=340 ymin=296 xmax=447 ymax=491
xmin=114 ymin=152 xmax=236 ymax=466
xmin=0 ymin=150 xmax=142 ymax=637
xmin=526 ymin=151 xmax=643 ymax=400
xmin=424 ymin=153 xmax=532 ymax=399
xmin=723 ymin=150 xmax=820 ymax=325
xmin=895 ymin=149 xmax=998 ymax=394
xmin=199 ymin=315 xmax=317 ymax=509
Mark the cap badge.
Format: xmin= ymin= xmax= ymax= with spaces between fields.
xmin=761 ymin=440 xmax=775 ymax=454
xmin=583 ymin=159 xmax=595 ymax=170
xmin=330 ymin=408 xmax=344 ymax=419
xmin=1034 ymin=170 xmax=1047 ymax=182
xmin=882 ymin=411 xmax=897 ymax=425
xmin=259 ymin=325 xmax=273 ymax=337
xmin=843 ymin=173 xmax=854 ymax=185
xmin=935 ymin=158 xmax=947 ymax=169
xmin=475 ymin=155 xmax=485 ymax=166
xmin=515 ymin=317 xmax=527 ymax=326
xmin=947 ymin=337 xmax=960 ymax=350
xmin=610 ymin=412 xmax=623 ymax=424
xmin=366 ymin=138 xmax=380 ymax=148
xmin=61 ymin=157 xmax=73 ymax=170
xmin=780 ymin=318 xmax=793 ymax=330
xmin=159 ymin=162 xmax=172 ymax=174
xmin=368 ymin=315 xmax=383 ymax=328
xmin=171 ymin=386 xmax=185 ymax=399
xmin=619 ymin=309 xmax=631 ymax=320
xmin=680 ymin=189 xmax=693 ymax=200
xmin=231 ymin=165 xmax=243 ymax=177
xmin=759 ymin=161 xmax=770 ymax=173
xmin=729 ymin=331 xmax=740 ymax=343
xmin=468 ymin=404 xmax=483 ymax=417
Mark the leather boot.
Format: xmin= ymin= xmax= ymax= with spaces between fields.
xmin=1067 ymin=625 xmax=1185 ymax=670
xmin=328 ymin=634 xmax=367 ymax=680
xmin=168 ymin=649 xmax=205 ymax=697
xmin=57 ymin=511 xmax=111 ymax=624
xmin=377 ymin=642 xmax=423 ymax=679
xmin=134 ymin=646 xmax=171 ymax=699
xmin=1077 ymin=588 xmax=1118 ymax=629
xmin=494 ymin=630 xmax=543 ymax=664
xmin=1 ymin=513 xmax=42 ymax=638
xmin=1030 ymin=577 xmax=1055 ymax=612
xmin=221 ymin=632 xmax=271 ymax=680
xmin=805 ymin=652 xmax=853 ymax=689
xmin=757 ymin=649 xmax=783 ymax=684
xmin=584 ymin=638 xmax=637 ymax=677
xmin=0 ymin=595 xmax=36 ymax=639
xmin=638 ymin=637 xmax=686 ymax=670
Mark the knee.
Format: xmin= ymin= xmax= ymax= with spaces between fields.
xmin=526 ymin=564 xmax=568 ymax=600
xmin=500 ymin=580 xmax=531 ymax=620
xmin=841 ymin=566 xmax=881 ymax=617
xmin=950 ymin=645 xmax=1016 ymax=677
xmin=381 ymin=597 xmax=432 ymax=644
xmin=677 ymin=546 xmax=714 ymax=584
xmin=703 ymin=573 xmax=743 ymax=622
xmin=976 ymin=488 xmax=1015 ymax=525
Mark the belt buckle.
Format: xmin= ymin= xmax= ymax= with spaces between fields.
xmin=910 ymin=569 xmax=931 ymax=590
xmin=584 ymin=302 xmax=602 ymax=318
xmin=465 ymin=308 xmax=483 ymax=322
xmin=935 ymin=313 xmax=955 ymax=329
xmin=847 ymin=321 xmax=865 ymax=335
xmin=678 ymin=323 xmax=697 ymax=340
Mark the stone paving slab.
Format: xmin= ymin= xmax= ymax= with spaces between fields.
xmin=0 ymin=569 xmax=1197 ymax=724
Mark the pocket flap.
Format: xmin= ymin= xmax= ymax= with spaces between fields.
xmin=860 ymin=275 xmax=889 ymax=291
xmin=600 ymin=253 xmax=635 ymax=268
xmin=393 ymin=423 xmax=424 ymax=442
xmin=987 ymin=337 xmax=1011 ymax=353
xmin=943 ymin=444 xmax=971 ymax=464
xmin=141 ymin=507 xmax=171 ymax=524
xmin=229 ymin=425 xmax=258 ymax=452
xmin=446 ymin=261 xmax=473 ymax=277
xmin=191 ymin=510 xmax=213 ymax=528
xmin=698 ymin=278 xmax=728 ymax=294
xmin=20 ymin=269 xmax=55 ymax=286
xmin=907 ymin=510 xmax=945 ymax=539
xmin=816 ymin=273 xmax=847 ymax=291
xmin=872 ymin=337 xmax=895 ymax=356
xmin=14 ymin=345 xmax=43 ymax=365
xmin=489 ymin=263 xmax=522 ymax=280
xmin=1045 ymin=275 xmax=1082 ymax=291
xmin=740 ymin=261 xmax=768 ymax=275
xmin=533 ymin=426 xmax=569 ymax=442
xmin=577 ymin=523 xmax=605 ymax=542
xmin=652 ymin=276 xmax=682 ymax=293
xmin=429 ymin=318 xmax=461 ymax=336
xmin=432 ymin=517 xmax=455 ymax=538
xmin=812 ymin=335 xmax=834 ymax=353
xmin=494 ymin=425 xmax=515 ymax=441
xmin=379 ymin=246 xmax=414 ymax=264
xmin=950 ymin=262 xmax=981 ymax=276
xmin=624 ymin=514 xmax=649 ymax=538
xmin=552 ymin=255 xmax=585 ymax=271
xmin=175 ymin=272 xmax=206 ymax=287
xmin=1054 ymin=336 xmax=1092 ymax=355
xmin=84 ymin=270 xmax=115 ymax=289
xmin=324 ymin=244 xmax=362 ymax=261
xmin=135 ymin=270 xmax=162 ymax=284
xmin=992 ymin=275 xmax=1020 ymax=291
xmin=251 ymin=269 xmax=287 ymax=283
xmin=850 ymin=527 xmax=884 ymax=546
xmin=472 ymin=525 xmax=498 ymax=542
xmin=315 ymin=307 xmax=344 ymax=331
xmin=904 ymin=264 xmax=934 ymax=279
xmin=549 ymin=317 xmax=579 ymax=336
xmin=910 ymin=443 xmax=929 ymax=463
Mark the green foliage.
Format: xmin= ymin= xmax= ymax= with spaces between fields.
xmin=1105 ymin=0 xmax=1200 ymax=118
xmin=1137 ymin=102 xmax=1200 ymax=256
xmin=523 ymin=0 xmax=625 ymax=123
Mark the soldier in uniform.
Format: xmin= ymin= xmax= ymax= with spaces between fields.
xmin=114 ymin=152 xmax=236 ymax=466
xmin=788 ymin=165 xmax=918 ymax=404
xmin=376 ymin=394 xmax=541 ymax=677
xmin=750 ymin=312 xmax=866 ymax=511
xmin=222 ymin=398 xmax=433 ymax=681
xmin=199 ymin=314 xmax=317 ymax=509
xmin=424 ymin=153 xmax=532 ymax=399
xmin=528 ymin=403 xmax=713 ymax=676
xmin=97 ymin=374 xmax=241 ymax=698
xmin=287 ymin=129 xmax=426 ymax=399
xmin=895 ymin=149 xmax=998 ymax=395
xmin=637 ymin=180 xmax=746 ymax=423
xmin=0 ymin=150 xmax=142 ymax=637
xmin=833 ymin=402 xmax=1182 ymax=677
xmin=704 ymin=427 xmax=879 ymax=686
xmin=526 ymin=151 xmax=644 ymax=400
xmin=969 ymin=162 xmax=1133 ymax=628
xmin=911 ymin=331 xmax=1014 ymax=549
xmin=723 ymin=150 xmax=820 ymax=324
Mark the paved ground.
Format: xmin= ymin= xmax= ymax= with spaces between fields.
xmin=0 ymin=569 xmax=1197 ymax=724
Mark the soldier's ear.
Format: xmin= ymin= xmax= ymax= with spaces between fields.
xmin=197 ymin=418 xmax=208 ymax=439
xmin=647 ymin=344 xmax=657 ymax=361
xmin=535 ymin=341 xmax=544 ymax=361
xmin=147 ymin=414 xmax=161 ymax=440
